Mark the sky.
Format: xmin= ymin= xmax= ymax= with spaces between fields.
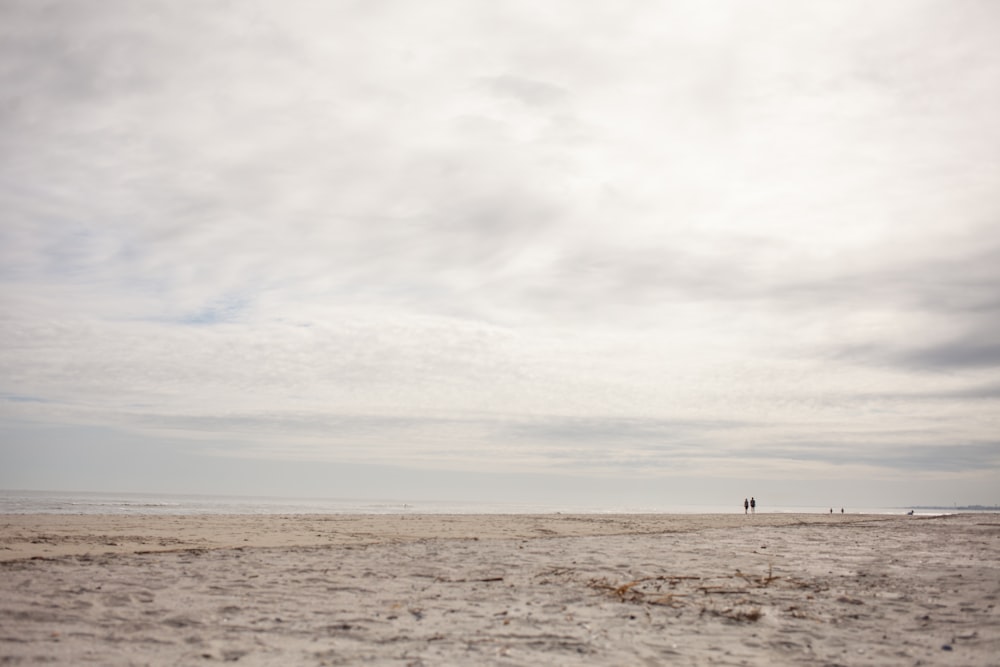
xmin=2 ymin=0 xmax=999 ymax=510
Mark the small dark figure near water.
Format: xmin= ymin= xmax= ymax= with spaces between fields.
xmin=744 ymin=498 xmax=749 ymax=514
xmin=750 ymin=497 xmax=756 ymax=514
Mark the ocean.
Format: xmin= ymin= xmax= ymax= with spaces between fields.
xmin=0 ymin=489 xmax=957 ymax=516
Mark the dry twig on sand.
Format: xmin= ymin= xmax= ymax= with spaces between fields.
xmin=589 ymin=568 xmax=784 ymax=622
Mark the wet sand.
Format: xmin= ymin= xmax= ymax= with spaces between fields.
xmin=1 ymin=512 xmax=998 ymax=665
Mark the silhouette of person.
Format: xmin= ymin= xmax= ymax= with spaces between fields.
xmin=744 ymin=498 xmax=749 ymax=514
xmin=750 ymin=497 xmax=756 ymax=514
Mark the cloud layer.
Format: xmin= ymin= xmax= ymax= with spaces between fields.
xmin=2 ymin=0 xmax=999 ymax=505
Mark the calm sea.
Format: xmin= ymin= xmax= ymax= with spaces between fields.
xmin=0 ymin=489 xmax=952 ymax=516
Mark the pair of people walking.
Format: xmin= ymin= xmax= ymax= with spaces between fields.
xmin=743 ymin=497 xmax=756 ymax=514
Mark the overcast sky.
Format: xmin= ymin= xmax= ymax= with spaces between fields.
xmin=2 ymin=0 xmax=999 ymax=509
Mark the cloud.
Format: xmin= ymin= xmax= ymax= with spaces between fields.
xmin=2 ymin=0 xmax=1000 ymax=504
xmin=898 ymin=338 xmax=1000 ymax=371
xmin=477 ymin=74 xmax=570 ymax=107
xmin=746 ymin=440 xmax=1000 ymax=474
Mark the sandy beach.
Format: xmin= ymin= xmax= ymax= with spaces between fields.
xmin=1 ymin=512 xmax=998 ymax=665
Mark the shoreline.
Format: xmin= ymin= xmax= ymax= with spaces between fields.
xmin=0 ymin=489 xmax=951 ymax=517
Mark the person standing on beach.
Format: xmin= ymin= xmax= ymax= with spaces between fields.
xmin=750 ymin=497 xmax=756 ymax=514
xmin=744 ymin=498 xmax=749 ymax=514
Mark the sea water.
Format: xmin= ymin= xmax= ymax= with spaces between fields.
xmin=0 ymin=489 xmax=958 ymax=516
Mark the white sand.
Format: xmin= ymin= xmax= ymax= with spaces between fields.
xmin=1 ymin=513 xmax=998 ymax=665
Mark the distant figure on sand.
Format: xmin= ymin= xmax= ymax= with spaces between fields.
xmin=750 ymin=497 xmax=756 ymax=514
xmin=744 ymin=498 xmax=749 ymax=514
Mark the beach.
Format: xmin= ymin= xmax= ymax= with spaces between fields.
xmin=1 ymin=513 xmax=998 ymax=665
